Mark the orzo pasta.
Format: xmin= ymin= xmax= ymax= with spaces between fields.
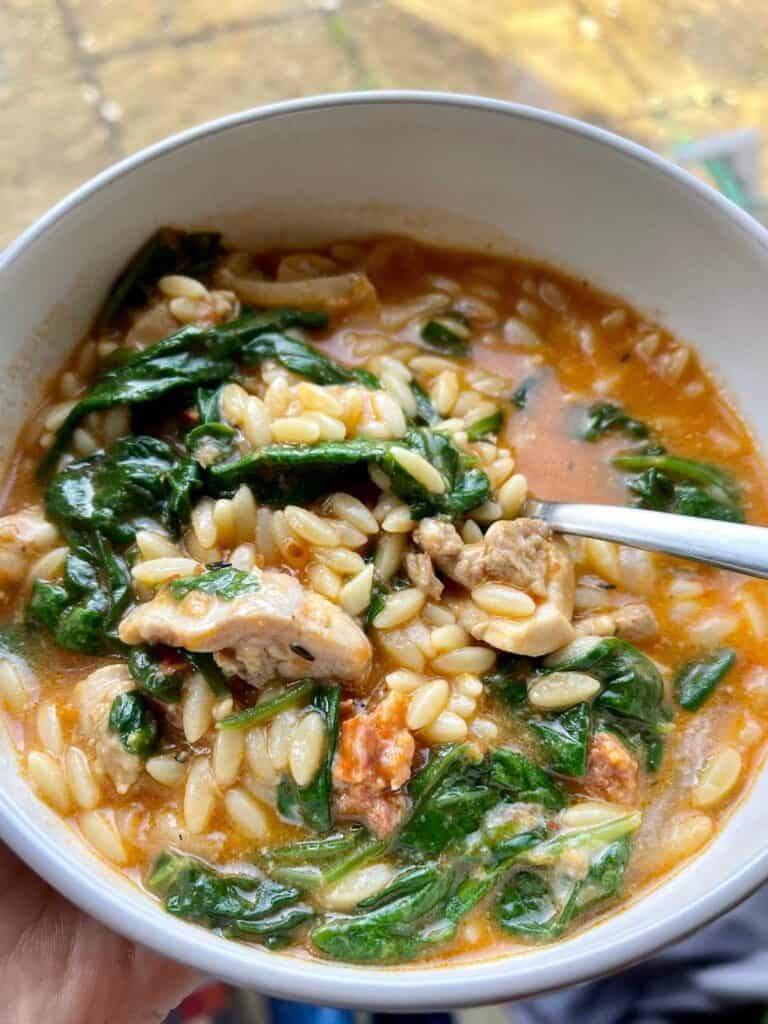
xmin=1 ymin=229 xmax=767 ymax=965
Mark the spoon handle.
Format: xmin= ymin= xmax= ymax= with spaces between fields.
xmin=526 ymin=500 xmax=768 ymax=579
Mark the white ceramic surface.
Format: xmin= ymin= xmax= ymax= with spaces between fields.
xmin=1 ymin=92 xmax=768 ymax=1010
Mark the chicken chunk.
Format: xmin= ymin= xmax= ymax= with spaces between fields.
xmin=405 ymin=551 xmax=443 ymax=600
xmin=0 ymin=508 xmax=58 ymax=586
xmin=74 ymin=665 xmax=141 ymax=795
xmin=413 ymin=517 xmax=550 ymax=594
xmin=576 ymin=602 xmax=659 ymax=644
xmin=118 ymin=568 xmax=372 ymax=690
xmin=580 ymin=731 xmax=639 ymax=806
xmin=333 ymin=692 xmax=415 ymax=836
xmin=448 ymin=529 xmax=576 ymax=657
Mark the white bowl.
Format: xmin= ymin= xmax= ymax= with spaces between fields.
xmin=2 ymin=92 xmax=768 ymax=1010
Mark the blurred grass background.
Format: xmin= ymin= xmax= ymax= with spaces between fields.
xmin=2 ymin=0 xmax=767 ymax=248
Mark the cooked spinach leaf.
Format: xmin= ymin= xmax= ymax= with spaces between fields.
xmin=44 ymin=436 xmax=178 ymax=543
xmin=40 ymin=311 xmax=329 ymax=479
xmin=482 ymin=654 xmax=531 ymax=708
xmin=168 ymin=564 xmax=260 ymax=601
xmin=128 ymin=646 xmax=185 ymax=703
xmin=108 ymin=690 xmax=158 ymax=758
xmin=511 ymin=378 xmax=534 ymax=409
xmin=398 ymin=745 xmax=563 ymax=856
xmin=27 ymin=531 xmax=131 ymax=654
xmin=311 ymin=861 xmax=453 ymax=963
xmin=146 ymin=851 xmax=313 ymax=944
xmin=97 ymin=228 xmax=222 ymax=329
xmin=364 ymin=573 xmax=389 ymax=630
xmin=530 ymin=703 xmax=591 ymax=777
xmin=497 ymin=835 xmax=631 ymax=941
xmin=277 ymin=684 xmax=340 ymax=833
xmin=581 ymin=402 xmax=649 ymax=442
xmin=420 ymin=313 xmax=471 ymax=356
xmin=466 ymin=409 xmax=503 ymax=441
xmin=210 ymin=428 xmax=491 ymax=520
xmin=409 ymin=381 xmax=441 ymax=426
xmin=675 ymin=647 xmax=736 ymax=711
xmin=612 ymin=452 xmax=744 ymax=523
xmin=184 ymin=651 xmax=231 ymax=698
xmin=240 ymin=331 xmax=376 ymax=389
xmin=489 ymin=749 xmax=565 ymax=810
xmin=217 ymin=679 xmax=315 ymax=731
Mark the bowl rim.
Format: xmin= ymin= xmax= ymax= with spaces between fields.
xmin=3 ymin=90 xmax=768 ymax=1009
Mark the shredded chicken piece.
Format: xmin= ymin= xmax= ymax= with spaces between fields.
xmin=414 ymin=517 xmax=550 ymax=594
xmin=580 ymin=731 xmax=639 ymax=806
xmin=217 ymin=267 xmax=376 ymax=312
xmin=431 ymin=516 xmax=576 ymax=657
xmin=333 ymin=692 xmax=415 ymax=836
xmin=0 ymin=508 xmax=58 ymax=586
xmin=118 ymin=568 xmax=372 ymax=690
xmin=576 ymin=602 xmax=659 ymax=643
xmin=74 ymin=665 xmax=141 ymax=795
xmin=405 ymin=551 xmax=443 ymax=599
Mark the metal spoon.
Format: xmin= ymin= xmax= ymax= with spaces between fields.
xmin=525 ymin=500 xmax=768 ymax=579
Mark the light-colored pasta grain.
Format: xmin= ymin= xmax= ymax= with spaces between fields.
xmin=431 ymin=371 xmax=459 ymax=416
xmin=135 ymin=530 xmax=179 ymax=560
xmin=390 ymin=446 xmax=445 ymax=494
xmin=224 ymin=787 xmax=269 ymax=839
xmin=471 ymin=583 xmax=536 ymax=618
xmin=422 ymin=710 xmax=469 ymax=744
xmin=448 ymin=692 xmax=477 ymax=719
xmin=243 ymin=396 xmax=272 ymax=447
xmin=304 ymin=411 xmax=346 ymax=440
xmin=268 ymin=709 xmax=299 ymax=771
xmin=498 ymin=474 xmax=528 ymax=518
xmin=381 ymin=504 xmax=415 ymax=533
xmin=316 ymin=547 xmax=365 ymax=576
xmin=132 ymin=556 xmax=198 ymax=587
xmin=272 ymin=416 xmax=320 ymax=444
xmin=373 ymin=534 xmax=406 ymax=581
xmin=329 ymin=493 xmax=379 ymax=534
xmin=430 ymin=624 xmax=470 ymax=654
xmin=471 ymin=717 xmax=499 ymax=742
xmin=307 ymin=562 xmax=342 ymax=601
xmin=213 ymin=728 xmax=246 ymax=789
xmin=65 ymin=746 xmax=101 ymax=809
xmin=289 ymin=711 xmax=327 ymax=787
xmin=191 ymin=497 xmax=217 ymax=550
xmin=182 ymin=673 xmax=215 ymax=744
xmin=527 ymin=671 xmax=601 ymax=710
xmin=460 ymin=520 xmax=484 ymax=544
xmin=0 ymin=659 xmax=28 ymax=714
xmin=79 ymin=809 xmax=128 ymax=864
xmin=560 ymin=801 xmax=625 ymax=829
xmin=373 ymin=587 xmax=426 ymax=630
xmin=184 ymin=757 xmax=217 ymax=834
xmin=36 ymin=701 xmax=64 ymax=756
xmin=663 ymin=812 xmax=713 ymax=863
xmin=321 ymin=863 xmax=395 ymax=911
xmin=431 ymin=646 xmax=496 ymax=675
xmin=28 ymin=751 xmax=70 ymax=813
xmin=246 ymin=727 xmax=278 ymax=783
xmin=145 ymin=754 xmax=187 ymax=788
xmin=159 ymin=274 xmax=207 ymax=299
xmin=692 ymin=746 xmax=742 ymax=809
xmin=339 ymin=563 xmax=374 ymax=616
xmin=385 ymin=669 xmax=428 ymax=693
xmin=285 ymin=506 xmax=339 ymax=547
xmin=406 ymin=678 xmax=450 ymax=730
xmin=454 ymin=673 xmax=484 ymax=698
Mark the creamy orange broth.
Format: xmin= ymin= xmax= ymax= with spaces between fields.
xmin=2 ymin=235 xmax=768 ymax=965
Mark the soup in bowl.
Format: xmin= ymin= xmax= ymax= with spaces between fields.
xmin=1 ymin=94 xmax=768 ymax=1007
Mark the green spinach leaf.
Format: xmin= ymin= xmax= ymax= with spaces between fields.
xmin=128 ymin=646 xmax=185 ymax=703
xmin=277 ymin=684 xmax=341 ymax=833
xmin=612 ymin=453 xmax=744 ymax=523
xmin=168 ymin=564 xmax=260 ymax=601
xmin=675 ymin=648 xmax=736 ymax=711
xmin=420 ymin=314 xmax=471 ymax=356
xmin=108 ymin=690 xmax=158 ymax=758
xmin=581 ymin=402 xmax=649 ymax=442
xmin=97 ymin=228 xmax=222 ymax=329
xmin=241 ymin=331 xmax=376 ymax=389
xmin=530 ymin=703 xmax=591 ymax=777
xmin=466 ymin=409 xmax=503 ymax=441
